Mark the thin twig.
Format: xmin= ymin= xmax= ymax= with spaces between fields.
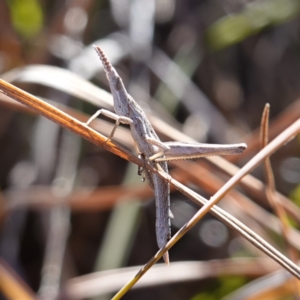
xmin=0 ymin=79 xmax=136 ymax=164
xmin=0 ymin=259 xmax=35 ymax=300
xmin=260 ymin=103 xmax=300 ymax=298
xmin=260 ymin=104 xmax=297 ymax=259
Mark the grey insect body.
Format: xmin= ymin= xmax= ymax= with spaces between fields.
xmin=90 ymin=46 xmax=171 ymax=263
xmin=87 ymin=46 xmax=247 ymax=264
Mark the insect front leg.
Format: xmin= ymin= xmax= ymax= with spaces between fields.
xmin=138 ymin=153 xmax=155 ymax=189
xmin=86 ymin=109 xmax=132 ymax=142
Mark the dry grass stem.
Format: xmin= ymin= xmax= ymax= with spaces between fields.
xmin=260 ymin=104 xmax=300 ymax=298
xmin=0 ymin=259 xmax=35 ymax=300
xmin=261 ymin=104 xmax=298 ymax=258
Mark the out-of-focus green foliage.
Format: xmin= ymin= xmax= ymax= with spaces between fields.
xmin=6 ymin=0 xmax=43 ymax=38
xmin=206 ymin=0 xmax=300 ymax=50
xmin=290 ymin=184 xmax=300 ymax=206
xmin=190 ymin=276 xmax=247 ymax=300
xmin=217 ymin=276 xmax=248 ymax=297
xmin=190 ymin=293 xmax=215 ymax=300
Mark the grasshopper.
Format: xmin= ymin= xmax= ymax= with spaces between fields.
xmin=87 ymin=46 xmax=247 ymax=264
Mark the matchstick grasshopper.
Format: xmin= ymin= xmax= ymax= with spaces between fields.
xmin=86 ymin=46 xmax=247 ymax=264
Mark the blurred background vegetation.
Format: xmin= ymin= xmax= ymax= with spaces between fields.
xmin=1 ymin=0 xmax=300 ymax=299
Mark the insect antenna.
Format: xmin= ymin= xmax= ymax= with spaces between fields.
xmin=93 ymin=45 xmax=112 ymax=73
